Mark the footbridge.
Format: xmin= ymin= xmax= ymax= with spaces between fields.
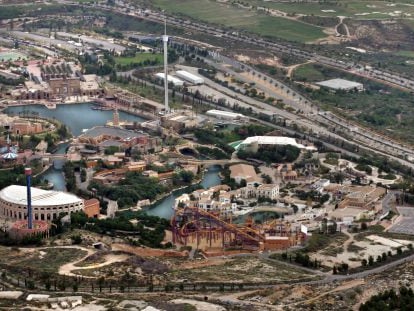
xmin=178 ymin=158 xmax=249 ymax=168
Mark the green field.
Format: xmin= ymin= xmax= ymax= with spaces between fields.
xmin=153 ymin=0 xmax=326 ymax=43
xmin=244 ymin=0 xmax=414 ymax=19
xmin=293 ymin=63 xmax=327 ymax=82
xmin=115 ymin=53 xmax=163 ymax=65
xmin=396 ymin=50 xmax=414 ymax=58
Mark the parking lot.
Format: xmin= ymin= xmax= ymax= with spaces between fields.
xmin=388 ymin=206 xmax=414 ymax=235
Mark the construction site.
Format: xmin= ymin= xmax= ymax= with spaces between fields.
xmin=171 ymin=207 xmax=305 ymax=255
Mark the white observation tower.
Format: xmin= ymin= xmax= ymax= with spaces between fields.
xmin=162 ymin=13 xmax=169 ymax=113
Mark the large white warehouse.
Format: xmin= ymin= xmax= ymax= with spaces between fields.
xmin=0 ymin=185 xmax=84 ymax=221
xmin=155 ymin=73 xmax=184 ymax=87
xmin=206 ymin=110 xmax=248 ymax=121
xmin=235 ymin=136 xmax=316 ymax=152
xmin=175 ymin=70 xmax=204 ymax=85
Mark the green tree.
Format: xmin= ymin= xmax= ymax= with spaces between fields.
xmin=368 ymin=255 xmax=374 ymax=266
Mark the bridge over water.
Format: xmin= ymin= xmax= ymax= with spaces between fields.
xmin=178 ymin=158 xmax=249 ymax=168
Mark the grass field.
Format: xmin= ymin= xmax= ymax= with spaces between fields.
xmin=293 ymin=63 xmax=326 ymax=82
xmin=115 ymin=53 xmax=163 ymax=65
xmin=396 ymin=50 xmax=414 ymax=58
xmin=153 ymin=0 xmax=326 ymax=43
xmin=244 ymin=0 xmax=414 ymax=19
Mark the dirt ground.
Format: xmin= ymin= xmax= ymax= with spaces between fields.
xmin=111 ymin=243 xmax=188 ymax=257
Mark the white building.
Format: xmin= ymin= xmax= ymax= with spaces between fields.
xmin=311 ymin=179 xmax=330 ymax=193
xmin=174 ymin=193 xmax=191 ymax=209
xmin=236 ymin=136 xmax=316 ymax=153
xmin=0 ymin=185 xmax=84 ymax=221
xmin=176 ymin=70 xmax=204 ymax=85
xmin=240 ymin=184 xmax=279 ymax=200
xmin=206 ymin=110 xmax=248 ymax=122
xmin=316 ymin=78 xmax=364 ymax=92
xmin=155 ymin=73 xmax=184 ymax=87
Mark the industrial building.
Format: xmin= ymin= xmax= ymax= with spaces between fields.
xmin=0 ymin=185 xmax=84 ymax=221
xmin=9 ymin=58 xmax=104 ymax=100
xmin=206 ymin=110 xmax=248 ymax=122
xmin=155 ymin=73 xmax=184 ymax=87
xmin=316 ymin=78 xmax=364 ymax=92
xmin=175 ymin=70 xmax=204 ymax=85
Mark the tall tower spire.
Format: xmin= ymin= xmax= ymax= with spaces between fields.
xmin=162 ymin=12 xmax=169 ymax=113
xmin=25 ymin=168 xmax=33 ymax=230
xmin=113 ymin=107 xmax=119 ymax=127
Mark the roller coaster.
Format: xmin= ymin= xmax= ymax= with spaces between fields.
xmin=171 ymin=207 xmax=303 ymax=251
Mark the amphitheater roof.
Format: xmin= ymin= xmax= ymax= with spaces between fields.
xmin=0 ymin=185 xmax=83 ymax=206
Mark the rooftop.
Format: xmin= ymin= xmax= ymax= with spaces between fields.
xmin=206 ymin=110 xmax=245 ymax=118
xmin=80 ymin=126 xmax=144 ymax=140
xmin=316 ymin=78 xmax=363 ymax=90
xmin=229 ymin=164 xmax=257 ymax=179
xmin=237 ymin=136 xmax=316 ymax=150
xmin=0 ymin=185 xmax=82 ymax=206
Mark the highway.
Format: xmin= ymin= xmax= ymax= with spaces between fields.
xmin=198 ymin=56 xmax=414 ymax=169
xmin=60 ymin=0 xmax=414 ymax=92
xmin=131 ymin=7 xmax=414 ymax=92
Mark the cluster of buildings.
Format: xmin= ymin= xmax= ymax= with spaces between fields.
xmin=327 ymin=184 xmax=386 ymax=224
xmin=175 ymin=185 xmax=236 ymax=218
xmin=3 ymin=58 xmax=104 ymax=100
xmin=78 ymin=125 xmax=162 ymax=154
xmin=174 ymin=164 xmax=280 ymax=218
xmin=0 ymin=113 xmax=46 ymax=135
xmin=155 ymin=69 xmax=204 ymax=87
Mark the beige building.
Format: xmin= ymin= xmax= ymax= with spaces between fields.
xmin=338 ymin=186 xmax=386 ymax=209
xmin=240 ymin=184 xmax=279 ymax=200
xmin=11 ymin=120 xmax=43 ymax=135
xmin=49 ymin=77 xmax=81 ymax=96
xmin=229 ymin=164 xmax=260 ymax=185
xmin=84 ymin=198 xmax=100 ymax=218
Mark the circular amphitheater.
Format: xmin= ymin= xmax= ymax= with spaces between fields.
xmin=0 ymin=185 xmax=84 ymax=221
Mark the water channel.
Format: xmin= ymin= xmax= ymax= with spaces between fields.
xmin=6 ymin=103 xmax=146 ymax=191
xmin=4 ymin=103 xmax=222 ymax=219
xmin=145 ymin=165 xmax=222 ymax=219
xmin=5 ymin=102 xmax=145 ymax=136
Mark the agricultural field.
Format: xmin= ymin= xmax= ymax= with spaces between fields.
xmin=152 ymin=0 xmax=326 ymax=43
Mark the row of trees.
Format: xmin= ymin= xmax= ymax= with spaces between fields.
xmin=195 ymin=146 xmax=229 ymax=160
xmin=360 ymin=286 xmax=414 ymax=311
xmin=361 ymin=245 xmax=413 ymax=268
xmin=70 ymin=211 xmax=169 ymax=248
